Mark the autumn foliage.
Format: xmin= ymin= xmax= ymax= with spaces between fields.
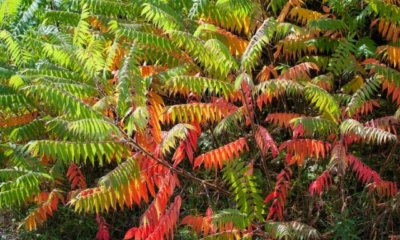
xmin=0 ymin=0 xmax=399 ymax=239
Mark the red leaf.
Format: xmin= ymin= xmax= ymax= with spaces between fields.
xmin=264 ymin=167 xmax=292 ymax=221
xmin=254 ymin=125 xmax=279 ymax=157
xmin=309 ymin=170 xmax=332 ymax=196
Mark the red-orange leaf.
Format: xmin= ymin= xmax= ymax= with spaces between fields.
xmin=257 ymin=64 xmax=279 ymax=82
xmin=181 ymin=207 xmax=214 ymax=236
xmin=266 ymin=113 xmax=301 ymax=128
xmin=279 ymin=139 xmax=331 ymax=162
xmin=140 ymin=173 xmax=178 ymax=226
xmin=279 ymin=62 xmax=319 ymax=81
xmin=194 ymin=137 xmax=249 ymax=169
xmin=124 ymin=195 xmax=182 ymax=240
xmin=22 ymin=190 xmax=62 ymax=231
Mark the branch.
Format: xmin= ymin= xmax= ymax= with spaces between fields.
xmin=118 ymin=127 xmax=231 ymax=195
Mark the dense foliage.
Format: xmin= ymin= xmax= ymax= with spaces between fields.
xmin=0 ymin=0 xmax=400 ymax=239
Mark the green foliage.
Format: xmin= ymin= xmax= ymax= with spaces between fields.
xmin=0 ymin=168 xmax=52 ymax=207
xmin=26 ymin=141 xmax=129 ymax=165
xmin=223 ymin=161 xmax=264 ymax=221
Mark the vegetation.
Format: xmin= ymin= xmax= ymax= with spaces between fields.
xmin=0 ymin=0 xmax=399 ymax=239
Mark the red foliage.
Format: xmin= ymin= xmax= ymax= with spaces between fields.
xmin=180 ymin=207 xmax=215 ymax=236
xmin=279 ymin=139 xmax=331 ymax=165
xmin=264 ymin=167 xmax=292 ymax=220
xmin=383 ymin=78 xmax=400 ymax=105
xmin=309 ymin=170 xmax=332 ymax=196
xmin=254 ymin=124 xmax=279 ymax=157
xmin=140 ymin=173 xmax=178 ymax=226
xmin=369 ymin=180 xmax=398 ymax=197
xmin=66 ymin=163 xmax=87 ymax=190
xmin=148 ymin=92 xmax=165 ymax=144
xmin=266 ymin=113 xmax=301 ymax=128
xmin=96 ymin=215 xmax=110 ymax=240
xmin=278 ymin=62 xmax=319 ymax=81
xmin=124 ymin=196 xmax=182 ymax=240
xmin=240 ymin=80 xmax=255 ymax=120
xmin=194 ymin=137 xmax=249 ymax=169
xmin=348 ymin=154 xmax=398 ymax=197
xmin=257 ymin=64 xmax=279 ymax=82
xmin=351 ymin=99 xmax=380 ymax=117
xmin=24 ymin=190 xmax=62 ymax=231
xmin=347 ymin=154 xmax=381 ymax=184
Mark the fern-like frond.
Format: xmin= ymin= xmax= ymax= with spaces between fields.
xmin=0 ymin=30 xmax=27 ymax=66
xmin=290 ymin=116 xmax=338 ymax=137
xmin=0 ymin=112 xmax=37 ymax=128
xmin=289 ymin=7 xmax=324 ymax=25
xmin=370 ymin=64 xmax=400 ymax=105
xmin=22 ymin=84 xmax=101 ymax=119
xmin=304 ymin=83 xmax=340 ymax=122
xmin=347 ymin=154 xmax=381 ymax=184
xmin=67 ymin=163 xmax=87 ymax=190
xmin=98 ymin=157 xmax=140 ymax=192
xmin=212 ymin=208 xmax=250 ymax=230
xmin=327 ymin=38 xmax=358 ymax=76
xmin=346 ymin=76 xmax=381 ymax=116
xmin=73 ymin=4 xmax=91 ymax=47
xmin=141 ymin=1 xmax=184 ymax=31
xmin=167 ymin=30 xmax=225 ymax=77
xmin=266 ymin=113 xmax=302 ymax=128
xmin=307 ymin=18 xmax=348 ymax=32
xmin=164 ymin=76 xmax=236 ymax=100
xmin=0 ymin=0 xmax=23 ymax=25
xmin=83 ymin=0 xmax=142 ymax=18
xmin=279 ymin=62 xmax=319 ymax=81
xmin=0 ymin=168 xmax=52 ymax=207
xmin=340 ymin=119 xmax=397 ymax=145
xmin=377 ymin=45 xmax=400 ymax=69
xmin=26 ymin=141 xmax=129 ymax=165
xmin=254 ymin=79 xmax=304 ymax=109
xmin=162 ymin=103 xmax=230 ymax=124
xmin=240 ymin=18 xmax=277 ymax=71
xmin=364 ymin=116 xmax=398 ymax=134
xmin=124 ymin=195 xmax=181 ymax=240
xmin=223 ymin=161 xmax=264 ymax=221
xmin=214 ymin=106 xmax=246 ymax=135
